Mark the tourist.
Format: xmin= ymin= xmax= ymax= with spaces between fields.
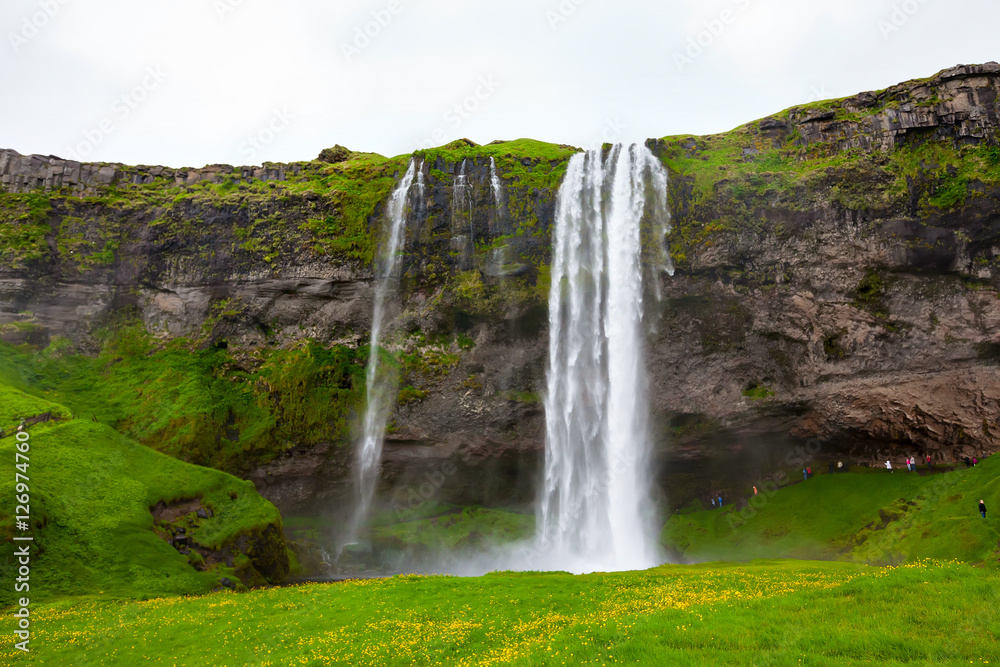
xmin=718 ymin=495 xmax=723 ymax=508
xmin=828 ymin=461 xmax=834 ymax=474
xmin=807 ymin=466 xmax=812 ymax=478
xmin=973 ymin=457 xmax=978 ymax=466
xmin=926 ymin=455 xmax=933 ymax=467
xmin=802 ymin=467 xmax=808 ymax=481
xmin=837 ymin=460 xmax=843 ymax=472
xmin=964 ymin=456 xmax=971 ymax=468
xmin=886 ymin=460 xmax=893 ymax=473
xmin=980 ymin=500 xmax=987 ymax=519
xmin=711 ymin=498 xmax=716 ymax=507
xmin=753 ymin=486 xmax=758 ymax=495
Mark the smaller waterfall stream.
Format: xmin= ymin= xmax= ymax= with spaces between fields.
xmin=341 ymin=159 xmax=418 ymax=554
xmin=489 ymin=156 xmax=505 ymax=234
xmin=451 ymin=160 xmax=474 ymax=268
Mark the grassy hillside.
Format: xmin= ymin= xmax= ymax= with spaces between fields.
xmin=0 ymin=328 xmax=368 ymax=473
xmin=663 ymin=456 xmax=1000 ymax=565
xmin=0 ymin=382 xmax=289 ymax=606
xmin=1 ymin=559 xmax=996 ymax=665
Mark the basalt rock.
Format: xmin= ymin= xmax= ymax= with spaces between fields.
xmin=759 ymin=63 xmax=1000 ymax=153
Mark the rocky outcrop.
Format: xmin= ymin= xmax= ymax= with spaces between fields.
xmin=151 ymin=497 xmax=290 ymax=587
xmin=0 ymin=149 xmax=292 ymax=196
xmin=756 ymin=62 xmax=1000 ymax=153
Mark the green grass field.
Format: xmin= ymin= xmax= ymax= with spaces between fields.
xmin=1 ymin=559 xmax=997 ymax=666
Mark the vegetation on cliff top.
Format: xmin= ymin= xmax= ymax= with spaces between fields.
xmin=0 ymin=138 xmax=580 ymax=273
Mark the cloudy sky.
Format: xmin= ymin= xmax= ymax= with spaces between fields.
xmin=2 ymin=0 xmax=997 ymax=168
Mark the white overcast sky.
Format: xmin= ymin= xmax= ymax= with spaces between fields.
xmin=1 ymin=0 xmax=997 ymax=168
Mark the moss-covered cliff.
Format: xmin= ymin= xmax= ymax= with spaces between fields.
xmin=2 ymin=63 xmax=1000 ymax=522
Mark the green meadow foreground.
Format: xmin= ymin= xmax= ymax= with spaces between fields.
xmin=1 ymin=559 xmax=998 ymax=666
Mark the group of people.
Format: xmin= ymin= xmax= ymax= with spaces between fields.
xmin=797 ymin=453 xmax=990 ymax=520
xmin=888 ymin=456 xmax=920 ymax=472
xmin=713 ymin=451 xmax=991 ymax=519
xmin=888 ymin=454 xmax=982 ymax=472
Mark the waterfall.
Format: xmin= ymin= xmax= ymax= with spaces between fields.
xmin=344 ymin=158 xmax=418 ymax=548
xmin=489 ymin=156 xmax=505 ymax=234
xmin=415 ymin=162 xmax=426 ymax=206
xmin=485 ymin=157 xmax=509 ymax=275
xmin=535 ymin=143 xmax=670 ymax=572
xmin=451 ymin=159 xmax=474 ymax=268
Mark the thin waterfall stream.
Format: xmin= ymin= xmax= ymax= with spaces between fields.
xmin=338 ymin=159 xmax=419 ymax=560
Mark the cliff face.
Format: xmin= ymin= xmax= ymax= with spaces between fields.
xmin=2 ymin=66 xmax=1000 ymax=513
xmin=653 ymin=63 xmax=1000 ymax=467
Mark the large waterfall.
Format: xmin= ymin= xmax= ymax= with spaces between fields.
xmin=535 ymin=143 xmax=670 ymax=572
xmin=344 ymin=159 xmax=419 ymax=548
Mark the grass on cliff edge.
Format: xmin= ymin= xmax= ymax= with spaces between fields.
xmin=0 ymin=383 xmax=285 ymax=607
xmin=1 ymin=559 xmax=997 ymax=666
xmin=663 ymin=455 xmax=1000 ymax=566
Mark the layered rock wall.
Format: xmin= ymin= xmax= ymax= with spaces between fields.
xmin=2 ymin=66 xmax=1000 ymax=510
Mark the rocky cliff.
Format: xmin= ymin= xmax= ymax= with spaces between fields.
xmin=2 ymin=65 xmax=1000 ymax=515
